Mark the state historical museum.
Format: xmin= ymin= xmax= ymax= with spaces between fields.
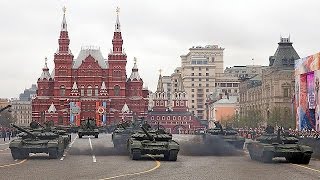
xmin=32 ymin=9 xmax=149 ymax=126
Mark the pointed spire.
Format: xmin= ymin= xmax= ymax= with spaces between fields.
xmin=57 ymin=6 xmax=71 ymax=54
xmin=48 ymin=103 xmax=57 ymax=113
xmin=101 ymin=82 xmax=107 ymax=90
xmin=39 ymin=57 xmax=52 ymax=80
xmin=128 ymin=57 xmax=142 ymax=81
xmin=111 ymin=7 xmax=124 ymax=54
xmin=115 ymin=7 xmax=121 ymax=32
xmin=71 ymin=82 xmax=78 ymax=91
xmin=121 ymin=103 xmax=130 ymax=113
xmin=61 ymin=6 xmax=67 ymax=31
xmin=100 ymin=82 xmax=108 ymax=96
xmin=156 ymin=70 xmax=164 ymax=92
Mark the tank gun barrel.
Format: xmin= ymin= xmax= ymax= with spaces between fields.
xmin=214 ymin=121 xmax=224 ymax=133
xmin=140 ymin=125 xmax=154 ymax=141
xmin=11 ymin=123 xmax=37 ymax=139
xmin=0 ymin=105 xmax=11 ymax=113
xmin=120 ymin=124 xmax=126 ymax=129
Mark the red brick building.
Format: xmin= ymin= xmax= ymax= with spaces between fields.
xmin=147 ymin=74 xmax=204 ymax=134
xmin=32 ymin=9 xmax=148 ymax=126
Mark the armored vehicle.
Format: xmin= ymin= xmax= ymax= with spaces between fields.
xmin=247 ymin=126 xmax=313 ymax=164
xmin=112 ymin=123 xmax=134 ymax=149
xmin=203 ymin=122 xmax=245 ymax=149
xmin=9 ymin=123 xmax=65 ymax=159
xmin=78 ymin=118 xmax=99 ymax=138
xmin=39 ymin=121 xmax=71 ymax=148
xmin=127 ymin=125 xmax=179 ymax=161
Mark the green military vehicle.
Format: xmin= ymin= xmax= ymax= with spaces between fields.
xmin=78 ymin=118 xmax=99 ymax=138
xmin=39 ymin=121 xmax=71 ymax=149
xmin=9 ymin=123 xmax=65 ymax=159
xmin=127 ymin=125 xmax=179 ymax=161
xmin=112 ymin=123 xmax=133 ymax=149
xmin=247 ymin=126 xmax=313 ymax=164
xmin=203 ymin=122 xmax=245 ymax=149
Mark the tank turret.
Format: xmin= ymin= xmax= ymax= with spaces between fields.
xmin=140 ymin=125 xmax=155 ymax=141
xmin=11 ymin=124 xmax=37 ymax=139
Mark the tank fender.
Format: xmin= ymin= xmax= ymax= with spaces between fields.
xmin=168 ymin=140 xmax=180 ymax=150
xmin=263 ymin=145 xmax=275 ymax=152
xmin=298 ymin=145 xmax=313 ymax=153
xmin=47 ymin=141 xmax=59 ymax=148
xmin=129 ymin=139 xmax=142 ymax=149
xmin=9 ymin=139 xmax=23 ymax=148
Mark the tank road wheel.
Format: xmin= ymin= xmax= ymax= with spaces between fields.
xmin=168 ymin=150 xmax=178 ymax=161
xmin=48 ymin=148 xmax=58 ymax=159
xmin=130 ymin=149 xmax=141 ymax=160
xmin=95 ymin=134 xmax=98 ymax=138
xmin=300 ymin=153 xmax=311 ymax=164
xmin=11 ymin=148 xmax=27 ymax=160
xmin=261 ymin=151 xmax=273 ymax=163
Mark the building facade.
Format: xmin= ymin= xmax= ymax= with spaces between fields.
xmin=239 ymin=37 xmax=299 ymax=127
xmin=11 ymin=100 xmax=32 ymax=126
xmin=32 ymin=9 xmax=148 ymax=126
xmin=147 ymin=73 xmax=204 ymax=134
xmin=180 ymin=45 xmax=225 ymax=120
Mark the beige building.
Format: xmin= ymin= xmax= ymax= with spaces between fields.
xmin=0 ymin=98 xmax=10 ymax=109
xmin=11 ymin=100 xmax=32 ymax=126
xmin=180 ymin=45 xmax=224 ymax=119
xmin=239 ymin=37 xmax=298 ymax=126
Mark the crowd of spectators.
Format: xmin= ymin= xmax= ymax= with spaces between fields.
xmin=236 ymin=127 xmax=320 ymax=140
xmin=0 ymin=126 xmax=17 ymax=141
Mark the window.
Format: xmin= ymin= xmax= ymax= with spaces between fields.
xmin=192 ymin=105 xmax=194 ymax=108
xmin=206 ymin=73 xmax=209 ymax=76
xmin=151 ymin=116 xmax=154 ymax=120
xmin=191 ymin=67 xmax=194 ymax=70
xmin=114 ymin=85 xmax=120 ymax=96
xmin=220 ymin=83 xmax=226 ymax=87
xmin=206 ymin=84 xmax=209 ymax=87
xmin=283 ymin=88 xmax=289 ymax=97
xmin=167 ymin=116 xmax=170 ymax=120
xmin=199 ymin=73 xmax=202 ymax=76
xmin=192 ymin=94 xmax=194 ymax=97
xmin=162 ymin=116 xmax=165 ymax=120
xmin=191 ymin=73 xmax=194 ymax=76
xmin=191 ymin=89 xmax=194 ymax=92
xmin=192 ymin=84 xmax=194 ymax=87
xmin=206 ymin=78 xmax=209 ymax=81
xmin=199 ymin=78 xmax=202 ymax=81
xmin=191 ymin=78 xmax=194 ymax=81
xmin=80 ymin=86 xmax=85 ymax=96
xmin=60 ymin=85 xmax=65 ymax=96
xmin=199 ymin=84 xmax=202 ymax=87
xmin=199 ymin=67 xmax=201 ymax=70
xmin=95 ymin=85 xmax=99 ymax=96
xmin=206 ymin=89 xmax=209 ymax=92
xmin=227 ymin=83 xmax=232 ymax=87
xmin=233 ymin=83 xmax=238 ymax=87
xmin=206 ymin=68 xmax=209 ymax=71
xmin=87 ymin=86 xmax=92 ymax=96
xmin=192 ymin=100 xmax=194 ymax=103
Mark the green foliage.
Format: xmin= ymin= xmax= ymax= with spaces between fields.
xmin=267 ymin=106 xmax=294 ymax=129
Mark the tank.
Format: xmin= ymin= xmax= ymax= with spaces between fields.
xmin=203 ymin=122 xmax=245 ymax=149
xmin=9 ymin=123 xmax=65 ymax=159
xmin=78 ymin=118 xmax=99 ymax=138
xmin=39 ymin=121 xmax=72 ymax=148
xmin=112 ymin=123 xmax=133 ymax=149
xmin=127 ymin=125 xmax=180 ymax=161
xmin=247 ymin=126 xmax=313 ymax=164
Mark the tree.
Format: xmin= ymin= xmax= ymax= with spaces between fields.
xmin=236 ymin=109 xmax=263 ymax=128
xmin=267 ymin=106 xmax=294 ymax=129
xmin=0 ymin=111 xmax=15 ymax=127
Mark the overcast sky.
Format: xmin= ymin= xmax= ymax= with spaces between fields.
xmin=0 ymin=0 xmax=319 ymax=98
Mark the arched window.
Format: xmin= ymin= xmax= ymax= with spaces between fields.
xmin=80 ymin=86 xmax=84 ymax=96
xmin=60 ymin=85 xmax=65 ymax=96
xmin=87 ymin=86 xmax=92 ymax=96
xmin=114 ymin=85 xmax=120 ymax=96
xmin=95 ymin=85 xmax=99 ymax=96
xmin=58 ymin=116 xmax=63 ymax=125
